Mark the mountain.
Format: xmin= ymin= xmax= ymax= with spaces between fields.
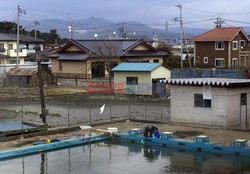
xmin=20 ymin=18 xmax=214 ymax=40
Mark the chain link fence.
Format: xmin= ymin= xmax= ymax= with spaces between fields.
xmin=0 ymin=88 xmax=170 ymax=128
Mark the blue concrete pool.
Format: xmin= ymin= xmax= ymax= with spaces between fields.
xmin=0 ymin=141 xmax=250 ymax=174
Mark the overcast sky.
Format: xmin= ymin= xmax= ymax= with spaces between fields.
xmin=1 ymin=0 xmax=250 ymax=29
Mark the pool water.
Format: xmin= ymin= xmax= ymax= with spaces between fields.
xmin=0 ymin=141 xmax=250 ymax=174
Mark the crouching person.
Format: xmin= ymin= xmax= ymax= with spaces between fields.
xmin=143 ymin=125 xmax=159 ymax=138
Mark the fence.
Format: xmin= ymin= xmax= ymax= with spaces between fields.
xmin=171 ymin=69 xmax=246 ymax=79
xmin=0 ymin=88 xmax=170 ymax=129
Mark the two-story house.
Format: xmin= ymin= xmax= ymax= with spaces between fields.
xmin=0 ymin=33 xmax=45 ymax=65
xmin=49 ymin=39 xmax=167 ymax=79
xmin=192 ymin=27 xmax=250 ymax=69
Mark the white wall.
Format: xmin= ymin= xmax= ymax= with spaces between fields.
xmin=170 ymin=85 xmax=228 ymax=126
xmin=114 ymin=71 xmax=152 ymax=95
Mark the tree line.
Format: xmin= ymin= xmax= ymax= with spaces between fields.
xmin=0 ymin=21 xmax=68 ymax=44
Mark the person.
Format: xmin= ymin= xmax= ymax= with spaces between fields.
xmin=143 ymin=125 xmax=159 ymax=137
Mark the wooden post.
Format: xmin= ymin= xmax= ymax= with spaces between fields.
xmin=37 ymin=56 xmax=46 ymax=124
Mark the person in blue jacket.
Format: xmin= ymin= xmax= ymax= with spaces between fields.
xmin=143 ymin=125 xmax=159 ymax=137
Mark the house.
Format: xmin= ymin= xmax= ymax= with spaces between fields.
xmin=192 ymin=27 xmax=250 ymax=69
xmin=49 ymin=39 xmax=167 ymax=81
xmin=163 ymin=78 xmax=250 ymax=129
xmin=6 ymin=67 xmax=50 ymax=87
xmin=0 ymin=33 xmax=45 ymax=65
xmin=112 ymin=63 xmax=171 ymax=95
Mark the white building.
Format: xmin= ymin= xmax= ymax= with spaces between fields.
xmin=0 ymin=33 xmax=44 ymax=65
xmin=163 ymin=78 xmax=250 ymax=129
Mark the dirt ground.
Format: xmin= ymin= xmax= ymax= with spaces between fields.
xmin=0 ymin=121 xmax=250 ymax=151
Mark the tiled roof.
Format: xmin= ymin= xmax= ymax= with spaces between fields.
xmin=161 ymin=78 xmax=250 ymax=87
xmin=0 ymin=33 xmax=44 ymax=43
xmin=112 ymin=63 xmax=161 ymax=72
xmin=57 ymin=53 xmax=90 ymax=61
xmin=192 ymin=27 xmax=243 ymax=42
xmin=7 ymin=68 xmax=38 ymax=76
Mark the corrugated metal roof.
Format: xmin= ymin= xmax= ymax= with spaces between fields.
xmin=7 ymin=68 xmax=38 ymax=76
xmin=112 ymin=63 xmax=160 ymax=72
xmin=161 ymin=78 xmax=250 ymax=87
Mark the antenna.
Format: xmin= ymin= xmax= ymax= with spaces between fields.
xmin=16 ymin=5 xmax=26 ymax=67
xmin=68 ymin=12 xmax=73 ymax=39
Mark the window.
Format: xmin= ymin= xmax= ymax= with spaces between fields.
xmin=8 ymin=59 xmax=20 ymax=64
xmin=153 ymin=59 xmax=159 ymax=63
xmin=232 ymin=58 xmax=238 ymax=68
xmin=241 ymin=93 xmax=247 ymax=106
xmin=203 ymin=57 xmax=208 ymax=64
xmin=215 ymin=42 xmax=225 ymax=50
xmin=194 ymin=94 xmax=211 ymax=108
xmin=232 ymin=41 xmax=238 ymax=50
xmin=215 ymin=58 xmax=224 ymax=67
xmin=126 ymin=77 xmax=138 ymax=85
xmin=240 ymin=40 xmax=246 ymax=48
xmin=59 ymin=61 xmax=63 ymax=71
xmin=0 ymin=43 xmax=5 ymax=52
xmin=8 ymin=44 xmax=13 ymax=50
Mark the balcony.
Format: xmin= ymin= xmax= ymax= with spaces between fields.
xmin=7 ymin=49 xmax=27 ymax=57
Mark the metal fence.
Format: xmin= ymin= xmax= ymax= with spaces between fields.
xmin=171 ymin=69 xmax=246 ymax=79
xmin=0 ymin=89 xmax=170 ymax=128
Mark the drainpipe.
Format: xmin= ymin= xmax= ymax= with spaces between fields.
xmin=228 ymin=41 xmax=231 ymax=68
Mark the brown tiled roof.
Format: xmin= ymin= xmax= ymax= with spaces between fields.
xmin=7 ymin=68 xmax=38 ymax=76
xmin=192 ymin=27 xmax=243 ymax=42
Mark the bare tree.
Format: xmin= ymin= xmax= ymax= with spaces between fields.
xmin=93 ymin=41 xmax=119 ymax=84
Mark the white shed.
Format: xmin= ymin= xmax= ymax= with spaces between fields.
xmin=163 ymin=78 xmax=250 ymax=129
xmin=112 ymin=63 xmax=171 ymax=95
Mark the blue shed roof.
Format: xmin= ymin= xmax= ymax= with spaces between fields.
xmin=112 ymin=63 xmax=161 ymax=72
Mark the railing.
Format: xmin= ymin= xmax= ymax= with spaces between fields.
xmin=52 ymin=73 xmax=111 ymax=80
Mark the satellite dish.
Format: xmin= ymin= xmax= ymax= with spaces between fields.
xmin=94 ymin=33 xmax=98 ymax=38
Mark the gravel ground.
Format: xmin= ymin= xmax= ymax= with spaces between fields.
xmin=1 ymin=121 xmax=250 ymax=151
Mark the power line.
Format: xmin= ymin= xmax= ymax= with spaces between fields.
xmin=182 ymin=7 xmax=250 ymax=15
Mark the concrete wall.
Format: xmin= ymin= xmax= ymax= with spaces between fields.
xmin=170 ymin=85 xmax=250 ymax=128
xmin=114 ymin=71 xmax=152 ymax=95
xmin=151 ymin=66 xmax=171 ymax=79
xmin=170 ymin=85 xmax=228 ymax=126
xmin=227 ymin=87 xmax=250 ymax=128
xmin=51 ymin=59 xmax=87 ymax=74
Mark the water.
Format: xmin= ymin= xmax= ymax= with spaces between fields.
xmin=0 ymin=142 xmax=250 ymax=174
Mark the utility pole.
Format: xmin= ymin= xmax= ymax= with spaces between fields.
xmin=37 ymin=55 xmax=47 ymax=124
xmin=68 ymin=12 xmax=73 ymax=40
xmin=119 ymin=23 xmax=126 ymax=38
xmin=214 ymin=17 xmax=224 ymax=28
xmin=16 ymin=5 xmax=26 ymax=67
xmin=165 ymin=20 xmax=169 ymax=42
xmin=175 ymin=4 xmax=192 ymax=69
xmin=33 ymin=20 xmax=40 ymax=39
xmin=175 ymin=4 xmax=183 ymax=69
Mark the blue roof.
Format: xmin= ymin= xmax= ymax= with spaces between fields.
xmin=112 ymin=63 xmax=161 ymax=72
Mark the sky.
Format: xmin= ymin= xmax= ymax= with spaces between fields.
xmin=1 ymin=0 xmax=250 ymax=29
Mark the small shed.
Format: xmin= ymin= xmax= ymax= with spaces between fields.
xmin=112 ymin=63 xmax=171 ymax=95
xmin=6 ymin=68 xmax=50 ymax=87
xmin=163 ymin=78 xmax=250 ymax=129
